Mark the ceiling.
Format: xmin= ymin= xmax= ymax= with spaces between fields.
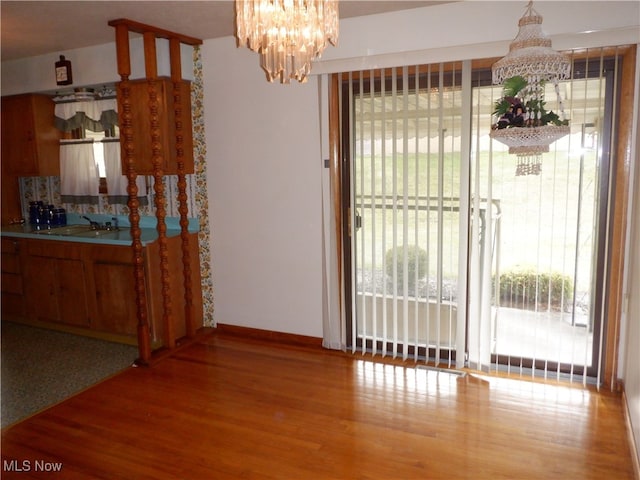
xmin=1 ymin=1 xmax=450 ymax=62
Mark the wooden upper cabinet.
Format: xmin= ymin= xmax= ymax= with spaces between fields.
xmin=1 ymin=94 xmax=61 ymax=176
xmin=117 ymin=77 xmax=194 ymax=175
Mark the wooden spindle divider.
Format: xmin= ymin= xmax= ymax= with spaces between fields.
xmin=169 ymin=38 xmax=196 ymax=338
xmin=108 ymin=19 xmax=202 ymax=363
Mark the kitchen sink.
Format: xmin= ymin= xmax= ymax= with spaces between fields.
xmin=33 ymin=225 xmax=92 ymax=236
xmin=33 ymin=225 xmax=121 ymax=238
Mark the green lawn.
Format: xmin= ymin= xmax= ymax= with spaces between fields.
xmin=353 ymin=148 xmax=598 ymax=294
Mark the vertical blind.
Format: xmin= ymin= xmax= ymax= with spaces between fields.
xmin=472 ymin=49 xmax=620 ymax=385
xmin=340 ymin=47 xmax=623 ymax=385
xmin=343 ymin=63 xmax=465 ymax=366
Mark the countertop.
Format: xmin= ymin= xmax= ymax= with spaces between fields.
xmin=1 ymin=213 xmax=199 ymax=246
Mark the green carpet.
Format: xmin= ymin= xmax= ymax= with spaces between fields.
xmin=1 ymin=321 xmax=138 ymax=428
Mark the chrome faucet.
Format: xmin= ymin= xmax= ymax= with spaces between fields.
xmin=106 ymin=217 xmax=120 ymax=231
xmin=82 ymin=215 xmax=100 ymax=230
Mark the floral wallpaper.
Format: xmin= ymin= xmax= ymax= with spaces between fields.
xmin=191 ymin=46 xmax=215 ymax=327
xmin=18 ymin=45 xmax=215 ymax=327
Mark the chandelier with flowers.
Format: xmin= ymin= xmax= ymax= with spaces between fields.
xmin=490 ymin=1 xmax=571 ymax=176
xmin=235 ymin=0 xmax=339 ymax=84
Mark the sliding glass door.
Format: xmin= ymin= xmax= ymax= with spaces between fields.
xmin=342 ymin=64 xmax=465 ymax=364
xmin=470 ymin=57 xmax=617 ymax=381
xmin=340 ymin=50 xmax=622 ymax=384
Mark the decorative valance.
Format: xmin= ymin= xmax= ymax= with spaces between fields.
xmin=54 ymin=98 xmax=119 ymax=133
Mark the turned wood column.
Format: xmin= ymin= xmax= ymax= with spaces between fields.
xmin=111 ymin=21 xmax=151 ymax=364
xmin=170 ymin=38 xmax=195 ymax=338
xmin=142 ymin=31 xmax=175 ymax=350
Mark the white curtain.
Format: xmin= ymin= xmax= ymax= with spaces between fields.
xmin=60 ymin=142 xmax=99 ymax=204
xmin=57 ymin=98 xmax=118 ymax=206
xmin=103 ymin=141 xmax=146 ymax=205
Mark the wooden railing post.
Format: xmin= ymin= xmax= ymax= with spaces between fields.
xmin=144 ymin=31 xmax=175 ymax=349
xmin=170 ymin=38 xmax=196 ymax=338
xmin=111 ymin=21 xmax=151 ymax=364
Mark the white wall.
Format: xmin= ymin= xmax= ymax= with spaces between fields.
xmin=201 ymin=38 xmax=324 ymax=337
xmin=1 ymin=39 xmax=194 ymax=95
xmin=314 ymin=1 xmax=640 ymax=73
xmin=625 ymin=146 xmax=640 ymax=470
xmin=622 ymin=45 xmax=640 ymax=467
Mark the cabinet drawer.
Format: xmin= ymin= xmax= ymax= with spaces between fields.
xmin=26 ymin=239 xmax=83 ymax=259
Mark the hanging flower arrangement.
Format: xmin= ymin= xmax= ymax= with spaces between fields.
xmin=492 ymin=75 xmax=568 ymax=130
xmin=489 ymin=1 xmax=571 ymax=176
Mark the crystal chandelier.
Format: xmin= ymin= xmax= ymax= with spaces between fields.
xmin=235 ymin=0 xmax=339 ymax=84
xmin=490 ymin=1 xmax=571 ymax=176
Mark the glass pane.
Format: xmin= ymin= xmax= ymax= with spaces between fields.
xmin=471 ymin=73 xmax=606 ymax=369
xmin=351 ymin=67 xmax=462 ymax=355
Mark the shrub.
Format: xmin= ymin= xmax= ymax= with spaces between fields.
xmin=385 ymin=245 xmax=428 ymax=291
xmin=495 ymin=267 xmax=573 ymax=311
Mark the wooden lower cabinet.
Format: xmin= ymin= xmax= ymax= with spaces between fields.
xmin=88 ymin=243 xmax=139 ymax=338
xmin=1 ymin=234 xmax=202 ymax=347
xmin=92 ymin=262 xmax=137 ymax=336
xmin=24 ymin=256 xmax=56 ymax=321
xmin=23 ymin=243 xmax=90 ymax=327
xmin=57 ymin=258 xmax=90 ymax=326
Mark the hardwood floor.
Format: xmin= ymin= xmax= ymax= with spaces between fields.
xmin=1 ymin=329 xmax=635 ymax=479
